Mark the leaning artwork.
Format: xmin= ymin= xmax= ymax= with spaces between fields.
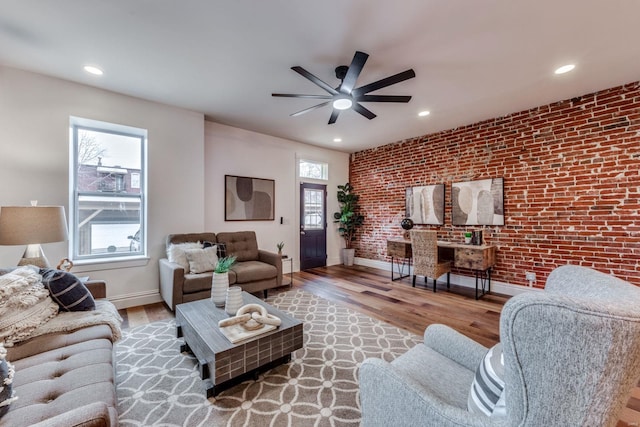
xmin=451 ymin=178 xmax=504 ymax=226
xmin=405 ymin=184 xmax=445 ymax=225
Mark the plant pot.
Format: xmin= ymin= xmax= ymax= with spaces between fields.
xmin=342 ymin=248 xmax=355 ymax=266
xmin=211 ymin=272 xmax=229 ymax=307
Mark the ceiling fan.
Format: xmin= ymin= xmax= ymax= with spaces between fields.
xmin=272 ymin=51 xmax=416 ymax=124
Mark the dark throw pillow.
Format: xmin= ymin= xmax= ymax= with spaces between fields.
xmin=0 ymin=344 xmax=17 ymax=419
xmin=214 ymin=242 xmax=227 ymax=259
xmin=39 ymin=268 xmax=96 ymax=311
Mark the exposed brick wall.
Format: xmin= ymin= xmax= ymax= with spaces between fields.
xmin=350 ymin=82 xmax=640 ymax=288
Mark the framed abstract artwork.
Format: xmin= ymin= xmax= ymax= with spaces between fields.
xmin=225 ymin=175 xmax=275 ymax=221
xmin=451 ymin=178 xmax=504 ymax=226
xmin=405 ymin=184 xmax=445 ymax=225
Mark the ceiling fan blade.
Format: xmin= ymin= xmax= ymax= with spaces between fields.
xmin=292 ymin=66 xmax=339 ymax=95
xmin=356 ymin=95 xmax=412 ymax=103
xmin=272 ymin=93 xmax=333 ymax=99
xmin=352 ymin=102 xmax=377 ymax=120
xmin=340 ymin=51 xmax=369 ymax=95
xmin=352 ymin=69 xmax=416 ymax=97
xmin=328 ymin=109 xmax=340 ymax=124
xmin=290 ymin=101 xmax=331 ymax=117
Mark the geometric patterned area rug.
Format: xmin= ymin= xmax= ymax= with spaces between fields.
xmin=115 ymin=289 xmax=422 ymax=426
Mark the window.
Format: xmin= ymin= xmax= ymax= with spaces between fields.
xmin=303 ymin=188 xmax=325 ymax=230
xmin=70 ymin=117 xmax=146 ymax=261
xmin=299 ymin=159 xmax=328 ymax=180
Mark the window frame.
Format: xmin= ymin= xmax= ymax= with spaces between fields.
xmin=299 ymin=159 xmax=329 ymax=181
xmin=69 ymin=117 xmax=147 ymax=264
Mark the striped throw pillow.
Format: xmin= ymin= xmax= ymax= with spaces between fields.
xmin=468 ymin=343 xmax=506 ymax=417
xmin=40 ymin=269 xmax=96 ymax=311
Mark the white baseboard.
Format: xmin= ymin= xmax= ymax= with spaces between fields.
xmin=109 ymin=290 xmax=163 ymax=309
xmin=354 ymin=257 xmax=540 ymax=297
xmin=327 ymin=256 xmax=342 ymax=266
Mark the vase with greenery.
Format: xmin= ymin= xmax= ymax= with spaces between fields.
xmin=211 ymin=255 xmax=237 ymax=307
xmin=333 ymin=182 xmax=364 ymax=265
xmin=276 ymin=241 xmax=285 ymax=256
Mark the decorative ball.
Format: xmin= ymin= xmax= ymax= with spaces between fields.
xmin=400 ymin=218 xmax=414 ymax=230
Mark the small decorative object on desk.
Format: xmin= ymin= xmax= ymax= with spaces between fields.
xmin=211 ymin=255 xmax=236 ymax=307
xmin=471 ymin=230 xmax=483 ymax=246
xmin=464 ymin=232 xmax=472 ymax=244
xmin=400 ymin=218 xmax=414 ymax=240
xmin=224 ymin=286 xmax=243 ymax=315
xmin=276 ymin=241 xmax=284 ymax=256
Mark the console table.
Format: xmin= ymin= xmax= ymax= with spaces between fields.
xmin=387 ymin=239 xmax=497 ymax=299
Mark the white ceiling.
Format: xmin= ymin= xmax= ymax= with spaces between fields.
xmin=2 ymin=0 xmax=640 ymax=153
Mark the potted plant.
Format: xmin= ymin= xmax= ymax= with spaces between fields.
xmin=464 ymin=232 xmax=472 ymax=244
xmin=211 ymin=255 xmax=237 ymax=307
xmin=333 ymin=182 xmax=364 ymax=266
xmin=276 ymin=241 xmax=285 ymax=257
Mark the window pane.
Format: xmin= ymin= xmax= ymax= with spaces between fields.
xmin=76 ymin=195 xmax=141 ymax=256
xmin=299 ymin=160 xmax=328 ymax=180
xmin=304 ymin=188 xmax=324 ymax=229
xmin=77 ymin=129 xmax=141 ymax=194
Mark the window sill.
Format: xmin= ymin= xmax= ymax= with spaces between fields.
xmin=71 ymin=256 xmax=150 ymax=273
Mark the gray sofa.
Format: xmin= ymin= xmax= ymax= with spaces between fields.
xmin=159 ymin=231 xmax=282 ymax=311
xmin=360 ymin=265 xmax=640 ymax=426
xmin=1 ymin=281 xmax=119 ymax=427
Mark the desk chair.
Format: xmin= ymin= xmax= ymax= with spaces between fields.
xmin=410 ymin=230 xmax=451 ymax=292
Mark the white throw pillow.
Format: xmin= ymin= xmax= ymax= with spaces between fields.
xmin=167 ymin=242 xmax=203 ymax=273
xmin=184 ymin=246 xmax=218 ymax=274
xmin=0 ymin=267 xmax=59 ymax=346
xmin=468 ymin=343 xmax=506 ymax=417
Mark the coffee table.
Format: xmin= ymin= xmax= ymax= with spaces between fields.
xmin=176 ymin=292 xmax=304 ymax=397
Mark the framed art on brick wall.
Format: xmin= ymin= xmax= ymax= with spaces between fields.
xmin=451 ymin=178 xmax=504 ymax=226
xmin=405 ymin=184 xmax=445 ymax=225
xmin=225 ymin=175 xmax=275 ymax=221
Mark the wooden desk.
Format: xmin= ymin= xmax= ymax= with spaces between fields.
xmin=387 ymin=239 xmax=497 ymax=299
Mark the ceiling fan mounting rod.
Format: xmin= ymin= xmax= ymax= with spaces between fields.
xmin=335 ymin=65 xmax=349 ymax=81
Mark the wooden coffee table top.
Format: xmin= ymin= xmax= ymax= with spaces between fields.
xmin=176 ymin=292 xmax=301 ymax=351
xmin=176 ymin=292 xmax=304 ymax=396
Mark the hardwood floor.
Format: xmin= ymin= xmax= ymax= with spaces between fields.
xmin=118 ymin=264 xmax=640 ymax=426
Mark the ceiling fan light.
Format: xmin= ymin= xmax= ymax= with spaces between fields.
xmin=333 ymin=97 xmax=353 ymax=110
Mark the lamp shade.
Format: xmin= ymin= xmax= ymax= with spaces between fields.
xmin=0 ymin=206 xmax=69 ymax=245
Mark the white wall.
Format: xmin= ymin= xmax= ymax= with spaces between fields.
xmin=204 ymin=122 xmax=350 ymax=269
xmin=0 ymin=66 xmax=205 ymax=308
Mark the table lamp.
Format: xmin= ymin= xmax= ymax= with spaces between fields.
xmin=0 ymin=203 xmax=69 ymax=268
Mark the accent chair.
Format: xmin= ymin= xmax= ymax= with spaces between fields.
xmin=360 ymin=265 xmax=640 ymax=426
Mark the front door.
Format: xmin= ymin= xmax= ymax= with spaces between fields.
xmin=300 ymin=183 xmax=327 ymax=270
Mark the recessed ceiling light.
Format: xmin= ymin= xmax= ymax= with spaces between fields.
xmin=418 ymin=110 xmax=430 ymax=117
xmin=333 ymin=138 xmax=342 ymax=143
xmin=83 ymin=65 xmax=103 ymax=75
xmin=554 ymin=64 xmax=575 ymax=75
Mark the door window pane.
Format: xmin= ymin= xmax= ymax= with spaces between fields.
xmin=304 ymin=188 xmax=324 ymax=229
